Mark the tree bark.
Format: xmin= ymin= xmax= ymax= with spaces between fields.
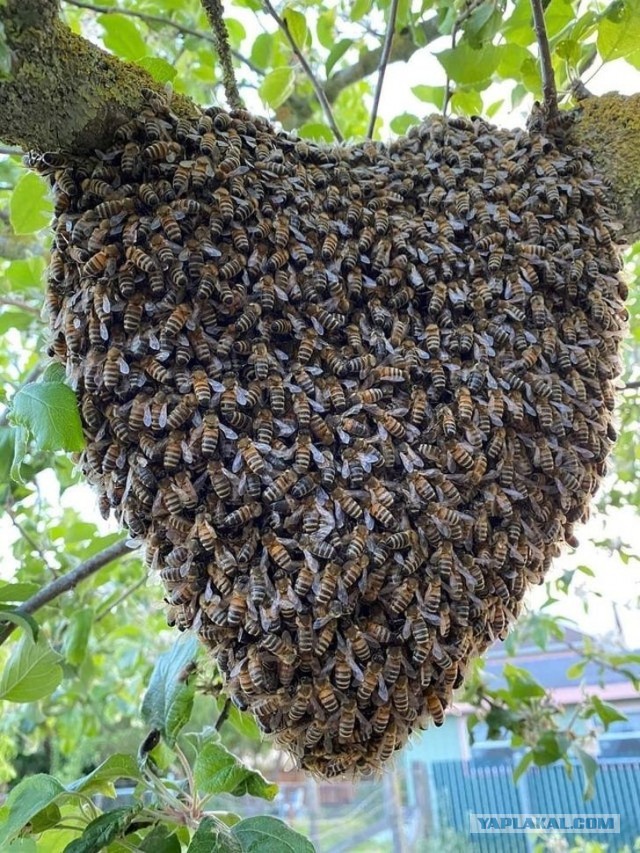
xmin=0 ymin=2 xmax=638 ymax=241
xmin=0 ymin=0 xmax=198 ymax=154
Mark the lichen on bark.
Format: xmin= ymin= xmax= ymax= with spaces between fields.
xmin=0 ymin=0 xmax=198 ymax=154
xmin=569 ymin=92 xmax=640 ymax=243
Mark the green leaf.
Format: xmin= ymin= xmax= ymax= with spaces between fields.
xmin=325 ymin=38 xmax=352 ymax=76
xmin=9 ymin=172 xmax=52 ymax=235
xmin=316 ymin=9 xmax=335 ymax=49
xmin=63 ymin=608 xmax=93 ymax=668
xmin=10 ymin=381 xmax=84 ymax=453
xmin=5 ymin=258 xmax=45 ymax=292
xmin=231 ymin=816 xmax=315 ymax=853
xmin=495 ymin=43 xmax=535 ymax=80
xmin=450 ymin=89 xmax=482 ymax=116
xmin=574 ymin=745 xmax=598 ymax=801
xmin=566 ymin=660 xmax=587 ymax=679
xmin=250 ymin=33 xmax=273 ymax=69
xmin=297 ymin=122 xmax=333 ymax=143
xmin=0 ymin=311 xmax=38 ymax=334
xmin=259 ymin=67 xmax=295 ymax=109
xmin=195 ymin=742 xmax=277 ymax=800
xmin=512 ymin=751 xmax=534 ymax=784
xmin=187 ymin=817 xmax=240 ymax=853
xmin=68 ymin=754 xmax=142 ymax=798
xmin=282 ymin=8 xmax=307 ymax=49
xmin=390 ymin=113 xmax=420 ymax=135
xmin=141 ymin=634 xmax=198 ymax=746
xmin=139 ymin=825 xmax=182 ymax=853
xmin=0 ymin=632 xmax=62 ymax=703
xmin=412 ymin=85 xmax=446 ymax=109
xmin=65 ymin=807 xmax=141 ymax=853
xmin=28 ymin=803 xmax=62 ymax=834
xmin=136 ymin=57 xmax=177 ymax=84
xmin=98 ymin=14 xmax=147 ymax=60
xmin=0 ymin=582 xmax=39 ymax=603
xmin=225 ymin=703 xmax=262 ymax=741
xmin=349 ymin=0 xmax=370 ymax=22
xmin=0 ymin=608 xmax=39 ymax=641
xmin=591 ymin=696 xmax=627 ymax=729
xmin=597 ymin=0 xmax=640 ymax=63
xmin=436 ymin=43 xmax=499 ymax=85
xmin=0 ymin=774 xmax=65 ymax=847
xmin=42 ymin=362 xmax=67 ymax=383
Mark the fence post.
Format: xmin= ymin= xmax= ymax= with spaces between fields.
xmin=306 ymin=777 xmax=321 ymax=851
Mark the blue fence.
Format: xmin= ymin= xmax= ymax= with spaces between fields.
xmin=427 ymin=758 xmax=640 ymax=852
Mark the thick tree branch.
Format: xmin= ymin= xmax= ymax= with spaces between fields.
xmin=0 ymin=0 xmax=198 ymax=153
xmin=0 ymin=538 xmax=135 ymax=646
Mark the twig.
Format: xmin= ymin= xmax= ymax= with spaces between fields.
xmin=623 ymin=380 xmax=640 ymax=391
xmin=0 ymin=538 xmax=135 ymax=646
xmin=530 ymin=0 xmax=559 ymax=123
xmin=62 ymin=0 xmax=262 ymax=77
xmin=5 ymin=505 xmax=58 ymax=578
xmin=262 ymin=0 xmax=343 ymax=143
xmin=94 ymin=572 xmax=148 ymax=622
xmin=0 ymin=296 xmax=42 ymax=316
xmin=215 ymin=698 xmax=231 ymax=731
xmin=200 ymin=0 xmax=245 ymax=110
xmin=0 ymin=145 xmax=22 ymax=156
xmin=367 ymin=0 xmax=400 ymax=139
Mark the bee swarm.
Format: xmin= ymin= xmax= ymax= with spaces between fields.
xmin=36 ymin=92 xmax=627 ymax=778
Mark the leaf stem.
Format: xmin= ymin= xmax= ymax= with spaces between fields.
xmin=262 ymin=0 xmax=343 ymax=142
xmin=366 ymin=0 xmax=400 ymax=139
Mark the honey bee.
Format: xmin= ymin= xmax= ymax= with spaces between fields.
xmin=222 ymin=503 xmax=261 ymax=529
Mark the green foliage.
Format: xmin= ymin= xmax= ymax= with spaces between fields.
xmin=194 ymin=742 xmax=277 ymax=799
xmin=9 ymin=173 xmax=52 ymax=235
xmin=141 ymin=634 xmax=199 ymax=747
xmin=0 ymin=633 xmax=62 ymax=703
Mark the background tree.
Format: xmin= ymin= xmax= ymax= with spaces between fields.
xmin=0 ymin=0 xmax=638 ymax=850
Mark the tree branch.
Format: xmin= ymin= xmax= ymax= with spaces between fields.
xmin=62 ymin=0 xmax=262 ymax=77
xmin=0 ymin=0 xmax=198 ymax=153
xmin=263 ymin=0 xmax=343 ymax=142
xmin=0 ymin=538 xmax=135 ymax=646
xmin=530 ymin=0 xmax=559 ymax=123
xmin=200 ymin=0 xmax=245 ymax=110
xmin=367 ymin=0 xmax=400 ymax=139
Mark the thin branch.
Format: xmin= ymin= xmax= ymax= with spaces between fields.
xmin=530 ymin=0 xmax=559 ymax=123
xmin=0 ymin=296 xmax=42 ymax=316
xmin=366 ymin=0 xmax=400 ymax=139
xmin=262 ymin=0 xmax=343 ymax=143
xmin=0 ymin=538 xmax=135 ymax=646
xmin=94 ymin=572 xmax=148 ymax=622
xmin=0 ymin=145 xmax=23 ymax=156
xmin=5 ymin=505 xmax=58 ymax=578
xmin=62 ymin=0 xmax=262 ymax=77
xmin=215 ymin=698 xmax=231 ymax=731
xmin=200 ymin=0 xmax=245 ymax=110
xmin=623 ymin=380 xmax=640 ymax=391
